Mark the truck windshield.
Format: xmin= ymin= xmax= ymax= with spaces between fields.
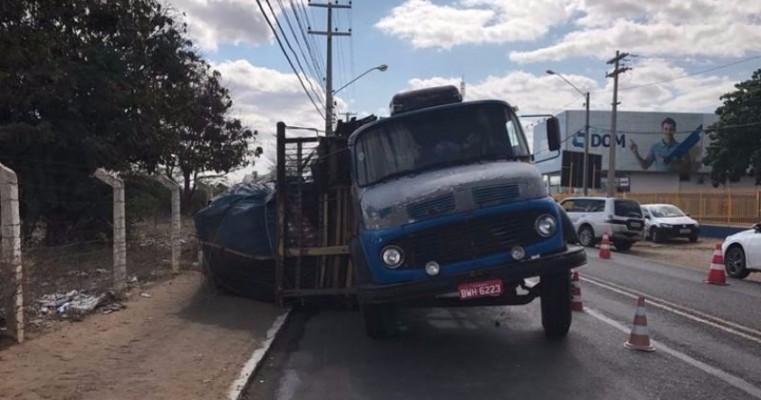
xmin=354 ymin=103 xmax=528 ymax=187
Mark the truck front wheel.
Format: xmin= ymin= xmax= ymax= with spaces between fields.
xmin=361 ymin=303 xmax=396 ymax=339
xmin=540 ymin=271 xmax=572 ymax=339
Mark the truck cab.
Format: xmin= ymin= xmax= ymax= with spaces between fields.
xmin=347 ymin=86 xmax=587 ymax=338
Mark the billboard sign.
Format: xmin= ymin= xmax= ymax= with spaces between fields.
xmin=560 ymin=111 xmax=717 ymax=180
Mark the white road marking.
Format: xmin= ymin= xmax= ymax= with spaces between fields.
xmin=585 ymin=307 xmax=761 ymax=400
xmin=228 ymin=309 xmax=292 ymax=400
xmin=582 ymin=275 xmax=761 ymax=345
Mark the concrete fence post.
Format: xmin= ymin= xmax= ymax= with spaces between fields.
xmin=155 ymin=175 xmax=181 ymax=274
xmin=0 ymin=163 xmax=23 ymax=343
xmin=94 ymin=169 xmax=127 ymax=297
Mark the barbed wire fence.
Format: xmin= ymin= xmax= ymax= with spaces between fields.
xmin=1 ymin=163 xmax=197 ymax=344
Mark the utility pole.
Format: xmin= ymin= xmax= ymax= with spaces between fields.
xmin=308 ymin=1 xmax=351 ymax=136
xmin=341 ymin=111 xmax=357 ymax=121
xmin=605 ymin=50 xmax=631 ymax=197
xmin=583 ymin=91 xmax=590 ymax=195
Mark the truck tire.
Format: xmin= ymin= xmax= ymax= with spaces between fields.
xmin=541 ymin=271 xmax=572 ymax=339
xmin=361 ymin=303 xmax=396 ymax=339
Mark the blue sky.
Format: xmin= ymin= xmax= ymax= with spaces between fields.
xmin=166 ymin=0 xmax=761 ymax=179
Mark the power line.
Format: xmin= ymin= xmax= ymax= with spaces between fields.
xmin=335 ymin=11 xmax=346 ymax=92
xmin=551 ymin=93 xmax=587 ymax=116
xmin=308 ymin=1 xmax=351 ymax=136
xmin=348 ymin=6 xmax=356 ymax=101
xmin=289 ymin=0 xmax=325 ymax=88
xmin=276 ymin=0 xmax=323 ymax=96
xmin=254 ymin=0 xmax=326 ymax=119
xmin=618 ymin=54 xmax=761 ymax=92
xmin=301 ymin=0 xmax=325 ymax=78
xmin=263 ymin=0 xmax=325 ymax=106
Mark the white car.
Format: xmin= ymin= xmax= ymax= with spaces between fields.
xmin=722 ymin=223 xmax=761 ymax=279
xmin=559 ymin=197 xmax=645 ymax=252
xmin=641 ymin=204 xmax=700 ymax=243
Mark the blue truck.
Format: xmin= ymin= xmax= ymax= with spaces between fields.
xmin=197 ymin=85 xmax=586 ymax=339
xmin=346 ymin=86 xmax=587 ymax=338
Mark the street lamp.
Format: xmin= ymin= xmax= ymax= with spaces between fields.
xmin=326 ymin=64 xmax=388 ymax=136
xmin=333 ymin=64 xmax=388 ymax=95
xmin=546 ymin=69 xmax=591 ymax=195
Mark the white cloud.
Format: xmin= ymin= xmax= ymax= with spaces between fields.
xmin=510 ymin=0 xmax=761 ymax=63
xmin=375 ymin=0 xmax=761 ymax=63
xmin=166 ymin=0 xmax=273 ymax=51
xmin=375 ymin=0 xmax=575 ymax=49
xmin=611 ymin=59 xmax=735 ymax=113
xmin=212 ymin=60 xmax=328 ymax=177
xmin=405 ymin=59 xmax=735 ymax=143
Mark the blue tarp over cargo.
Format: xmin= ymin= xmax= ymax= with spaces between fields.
xmin=194 ymin=181 xmax=277 ymax=301
xmin=194 ymin=181 xmax=277 ymax=259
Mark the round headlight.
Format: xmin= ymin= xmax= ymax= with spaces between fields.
xmin=511 ymin=246 xmax=525 ymax=260
xmin=535 ymin=214 xmax=557 ymax=237
xmin=381 ymin=246 xmax=404 ymax=268
xmin=425 ymin=261 xmax=440 ymax=276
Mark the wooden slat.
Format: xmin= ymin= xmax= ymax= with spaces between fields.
xmin=281 ymin=287 xmax=356 ymax=297
xmin=286 ymin=245 xmax=349 ymax=257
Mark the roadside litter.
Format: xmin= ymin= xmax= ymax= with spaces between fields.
xmin=37 ymin=290 xmax=123 ymax=319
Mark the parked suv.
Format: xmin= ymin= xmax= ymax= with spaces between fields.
xmin=559 ymin=197 xmax=645 ymax=251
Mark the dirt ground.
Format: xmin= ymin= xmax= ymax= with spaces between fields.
xmin=0 ymin=271 xmax=286 ymax=400
xmin=627 ymin=238 xmax=761 ymax=282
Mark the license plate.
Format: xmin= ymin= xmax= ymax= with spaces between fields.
xmin=458 ymin=279 xmax=503 ymax=300
xmin=630 ymin=222 xmax=642 ymax=228
xmin=680 ymin=229 xmax=691 ymax=234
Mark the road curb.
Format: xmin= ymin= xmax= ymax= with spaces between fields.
xmin=227 ymin=308 xmax=293 ymax=400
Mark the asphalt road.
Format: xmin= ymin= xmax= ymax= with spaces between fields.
xmin=245 ymin=249 xmax=761 ymax=400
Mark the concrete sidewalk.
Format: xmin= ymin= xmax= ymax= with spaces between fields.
xmin=0 ymin=271 xmax=289 ymax=400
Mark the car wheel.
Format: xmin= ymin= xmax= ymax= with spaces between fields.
xmin=724 ymin=245 xmax=751 ymax=279
xmin=541 ymin=271 xmax=572 ymax=340
xmin=689 ymin=234 xmax=698 ymax=243
xmin=614 ymin=241 xmax=633 ymax=252
xmin=578 ymin=225 xmax=595 ymax=248
xmin=650 ymin=227 xmax=664 ymax=244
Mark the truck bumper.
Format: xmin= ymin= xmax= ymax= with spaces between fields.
xmin=357 ymin=245 xmax=587 ymax=304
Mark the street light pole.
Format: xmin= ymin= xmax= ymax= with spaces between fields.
xmin=583 ymin=91 xmax=590 ymax=195
xmin=333 ymin=64 xmax=388 ymax=96
xmin=546 ymin=70 xmax=591 ymax=195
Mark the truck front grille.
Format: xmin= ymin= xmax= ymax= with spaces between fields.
xmin=407 ymin=193 xmax=455 ymax=220
xmin=398 ymin=211 xmax=542 ymax=267
xmin=472 ymin=184 xmax=520 ymax=207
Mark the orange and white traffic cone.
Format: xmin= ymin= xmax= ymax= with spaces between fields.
xmin=624 ymin=296 xmax=655 ymax=352
xmin=705 ymin=243 xmax=729 ymax=286
xmin=598 ymin=232 xmax=612 ymax=259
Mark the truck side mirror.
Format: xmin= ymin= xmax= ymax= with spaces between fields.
xmin=546 ymin=117 xmax=561 ymax=151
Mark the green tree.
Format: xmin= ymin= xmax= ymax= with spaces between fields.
xmin=704 ymin=69 xmax=761 ymax=186
xmin=0 ymin=0 xmax=258 ymax=243
xmin=161 ymin=62 xmax=261 ymax=207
